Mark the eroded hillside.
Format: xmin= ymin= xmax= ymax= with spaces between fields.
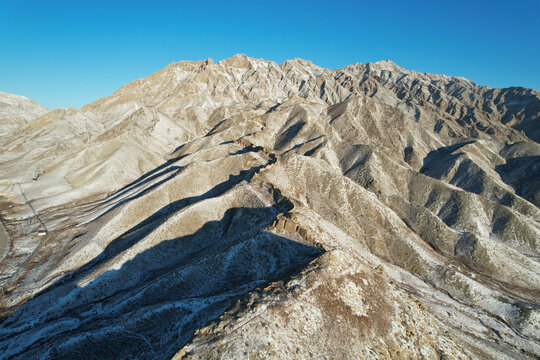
xmin=0 ymin=55 xmax=539 ymax=359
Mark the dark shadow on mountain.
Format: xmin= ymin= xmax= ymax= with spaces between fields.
xmin=265 ymin=102 xmax=281 ymax=114
xmin=29 ymin=162 xmax=276 ymax=299
xmin=97 ymin=165 xmax=184 ymax=218
xmin=420 ymin=141 xmax=475 ymax=174
xmin=274 ymin=121 xmax=306 ymax=150
xmin=339 ymin=144 xmax=373 ymax=176
xmin=169 ymin=143 xmax=185 ymax=155
xmin=97 ymin=141 xmax=279 ymax=219
xmin=0 ymin=206 xmax=322 ymax=360
xmin=82 ymin=155 xmax=189 ymax=218
xmin=403 ymin=146 xmax=414 ymax=164
xmin=495 ymin=155 xmax=540 ymax=206
xmin=106 ymin=155 xmax=186 ymax=200
xmin=422 ymin=152 xmax=466 ymax=183
xmin=228 ymin=144 xmax=264 ymax=156
xmin=205 ymin=119 xmax=227 ymax=137
xmin=304 ymin=142 xmax=324 ymax=157
xmin=283 ymin=135 xmax=324 ymax=156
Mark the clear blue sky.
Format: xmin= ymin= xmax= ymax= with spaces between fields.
xmin=1 ymin=0 xmax=539 ymax=109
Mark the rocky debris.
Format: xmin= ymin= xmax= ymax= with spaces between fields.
xmin=0 ymin=55 xmax=539 ymax=359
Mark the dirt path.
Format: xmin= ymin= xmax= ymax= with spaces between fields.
xmin=0 ymin=220 xmax=9 ymax=262
xmin=18 ymin=183 xmax=47 ymax=233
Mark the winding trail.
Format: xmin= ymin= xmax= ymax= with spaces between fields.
xmin=18 ymin=183 xmax=47 ymax=233
xmin=0 ymin=220 xmax=9 ymax=262
xmin=0 ymin=184 xmax=49 ymax=292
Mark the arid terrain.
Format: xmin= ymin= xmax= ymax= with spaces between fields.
xmin=0 ymin=54 xmax=539 ymax=359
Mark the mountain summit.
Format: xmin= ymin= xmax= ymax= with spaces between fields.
xmin=0 ymin=55 xmax=539 ymax=359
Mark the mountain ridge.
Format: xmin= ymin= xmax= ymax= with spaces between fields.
xmin=0 ymin=54 xmax=539 ymax=359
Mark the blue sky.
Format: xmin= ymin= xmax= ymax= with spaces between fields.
xmin=1 ymin=0 xmax=539 ymax=109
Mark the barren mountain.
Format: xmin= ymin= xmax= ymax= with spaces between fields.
xmin=0 ymin=92 xmax=48 ymax=138
xmin=0 ymin=54 xmax=539 ymax=359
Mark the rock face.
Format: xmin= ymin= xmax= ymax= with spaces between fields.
xmin=0 ymin=54 xmax=539 ymax=359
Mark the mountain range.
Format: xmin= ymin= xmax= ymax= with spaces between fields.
xmin=0 ymin=54 xmax=539 ymax=359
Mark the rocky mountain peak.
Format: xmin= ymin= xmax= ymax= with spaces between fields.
xmin=218 ymin=53 xmax=255 ymax=68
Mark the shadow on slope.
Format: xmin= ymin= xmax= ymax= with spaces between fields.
xmin=32 ymin=160 xmax=276 ymax=300
xmin=496 ymin=155 xmax=540 ymax=206
xmin=97 ymin=154 xmax=188 ymax=211
xmin=422 ymin=143 xmax=540 ymax=211
xmin=420 ymin=141 xmax=475 ymax=174
xmin=0 ymin=205 xmax=323 ymax=360
xmin=97 ymin=164 xmax=185 ymax=218
xmin=0 ymin=156 xmax=187 ymax=297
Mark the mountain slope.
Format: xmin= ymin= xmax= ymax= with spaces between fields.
xmin=0 ymin=92 xmax=48 ymax=138
xmin=0 ymin=55 xmax=539 ymax=359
